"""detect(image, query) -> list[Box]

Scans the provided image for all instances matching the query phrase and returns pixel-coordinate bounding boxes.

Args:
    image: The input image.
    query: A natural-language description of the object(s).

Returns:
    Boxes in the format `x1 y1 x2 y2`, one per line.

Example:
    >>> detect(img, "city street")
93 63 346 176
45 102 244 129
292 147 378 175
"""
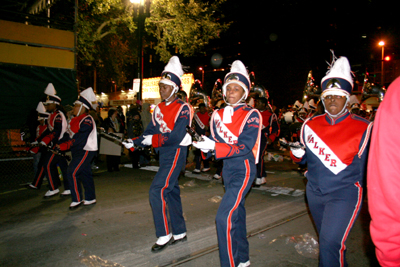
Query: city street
0 148 380 267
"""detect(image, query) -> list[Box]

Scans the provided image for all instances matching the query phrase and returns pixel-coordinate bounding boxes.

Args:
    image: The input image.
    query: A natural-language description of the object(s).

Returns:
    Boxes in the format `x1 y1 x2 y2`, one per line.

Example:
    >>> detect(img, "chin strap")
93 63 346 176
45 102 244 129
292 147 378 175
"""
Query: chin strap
77 104 83 116
323 96 350 118
165 86 178 105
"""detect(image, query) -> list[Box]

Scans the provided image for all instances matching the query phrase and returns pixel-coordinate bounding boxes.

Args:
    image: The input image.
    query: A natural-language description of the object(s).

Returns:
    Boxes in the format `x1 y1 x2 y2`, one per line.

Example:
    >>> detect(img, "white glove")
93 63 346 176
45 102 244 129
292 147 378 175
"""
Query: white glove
291 145 305 158
193 136 215 152
40 141 47 146
122 139 134 149
141 135 153 146
31 141 38 146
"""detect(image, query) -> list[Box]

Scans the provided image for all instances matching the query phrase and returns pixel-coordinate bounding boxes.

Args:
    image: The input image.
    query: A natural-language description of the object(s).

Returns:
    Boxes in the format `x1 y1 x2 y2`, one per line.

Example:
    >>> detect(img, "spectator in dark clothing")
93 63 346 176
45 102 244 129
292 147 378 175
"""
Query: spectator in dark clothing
127 107 143 168
101 109 120 172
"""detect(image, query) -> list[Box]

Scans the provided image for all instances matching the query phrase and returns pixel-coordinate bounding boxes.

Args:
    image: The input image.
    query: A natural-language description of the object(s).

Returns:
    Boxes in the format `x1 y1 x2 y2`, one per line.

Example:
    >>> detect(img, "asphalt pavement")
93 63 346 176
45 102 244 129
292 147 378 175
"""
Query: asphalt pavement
0 147 380 267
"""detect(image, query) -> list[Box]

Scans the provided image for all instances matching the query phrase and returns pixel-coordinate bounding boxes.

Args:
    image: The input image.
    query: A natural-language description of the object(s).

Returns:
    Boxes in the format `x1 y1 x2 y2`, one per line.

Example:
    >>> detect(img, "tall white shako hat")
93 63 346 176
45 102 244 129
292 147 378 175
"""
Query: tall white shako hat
44 83 61 105
222 60 251 102
293 100 303 110
321 56 353 98
221 60 251 123
160 56 183 95
320 52 353 117
303 101 309 111
74 87 97 110
36 102 49 120
308 99 317 110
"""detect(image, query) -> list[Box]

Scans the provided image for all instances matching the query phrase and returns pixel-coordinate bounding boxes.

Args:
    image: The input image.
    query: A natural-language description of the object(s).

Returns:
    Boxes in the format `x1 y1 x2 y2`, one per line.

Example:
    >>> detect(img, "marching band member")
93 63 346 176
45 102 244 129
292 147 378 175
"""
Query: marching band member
40 83 69 198
192 103 211 173
122 56 193 252
193 60 262 267
254 97 278 186
57 87 98 209
27 102 50 189
290 55 373 267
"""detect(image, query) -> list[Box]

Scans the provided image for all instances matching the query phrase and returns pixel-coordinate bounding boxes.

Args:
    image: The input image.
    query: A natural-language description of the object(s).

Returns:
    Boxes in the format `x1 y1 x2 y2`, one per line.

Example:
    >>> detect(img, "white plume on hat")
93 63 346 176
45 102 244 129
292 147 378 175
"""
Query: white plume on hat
44 83 56 96
163 56 184 77
230 60 248 77
321 55 354 97
160 56 183 91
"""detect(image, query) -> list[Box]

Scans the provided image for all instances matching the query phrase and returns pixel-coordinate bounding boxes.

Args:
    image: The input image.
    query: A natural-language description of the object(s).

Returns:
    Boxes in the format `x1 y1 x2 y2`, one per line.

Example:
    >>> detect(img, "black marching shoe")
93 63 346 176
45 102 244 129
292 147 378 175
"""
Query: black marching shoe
151 234 172 253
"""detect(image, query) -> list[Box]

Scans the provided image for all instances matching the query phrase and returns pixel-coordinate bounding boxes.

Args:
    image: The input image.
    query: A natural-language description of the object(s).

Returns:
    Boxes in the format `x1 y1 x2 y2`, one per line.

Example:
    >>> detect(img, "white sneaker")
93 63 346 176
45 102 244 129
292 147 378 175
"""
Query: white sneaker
201 167 211 172
255 177 267 185
28 184 37 189
156 233 172 245
213 174 221 180
44 189 59 197
83 199 97 206
61 190 71 196
238 260 250 267
192 169 201 174
69 201 82 209
173 232 186 240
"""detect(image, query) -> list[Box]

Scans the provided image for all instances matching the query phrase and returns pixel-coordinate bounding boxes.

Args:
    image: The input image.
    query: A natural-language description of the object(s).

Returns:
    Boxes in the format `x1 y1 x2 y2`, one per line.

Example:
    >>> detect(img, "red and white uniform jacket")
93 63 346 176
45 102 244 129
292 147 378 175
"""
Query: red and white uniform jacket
28 123 49 154
291 111 373 193
133 98 193 152
40 110 67 147
59 113 97 154
207 105 262 167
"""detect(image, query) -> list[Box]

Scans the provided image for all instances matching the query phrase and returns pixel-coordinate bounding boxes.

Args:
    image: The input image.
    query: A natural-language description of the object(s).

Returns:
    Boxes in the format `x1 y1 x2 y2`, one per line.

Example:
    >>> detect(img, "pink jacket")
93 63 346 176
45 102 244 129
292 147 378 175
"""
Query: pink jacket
368 76 400 266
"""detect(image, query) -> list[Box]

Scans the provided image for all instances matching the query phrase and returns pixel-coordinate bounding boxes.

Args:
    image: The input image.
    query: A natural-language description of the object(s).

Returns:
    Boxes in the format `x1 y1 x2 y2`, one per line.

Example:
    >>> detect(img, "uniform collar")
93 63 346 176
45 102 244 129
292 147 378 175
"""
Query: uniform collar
325 110 350 125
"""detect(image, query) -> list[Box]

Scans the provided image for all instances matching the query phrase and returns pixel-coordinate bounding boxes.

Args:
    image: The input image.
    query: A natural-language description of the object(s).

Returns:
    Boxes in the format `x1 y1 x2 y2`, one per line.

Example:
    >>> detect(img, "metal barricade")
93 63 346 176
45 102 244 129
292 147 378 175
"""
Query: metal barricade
0 129 34 192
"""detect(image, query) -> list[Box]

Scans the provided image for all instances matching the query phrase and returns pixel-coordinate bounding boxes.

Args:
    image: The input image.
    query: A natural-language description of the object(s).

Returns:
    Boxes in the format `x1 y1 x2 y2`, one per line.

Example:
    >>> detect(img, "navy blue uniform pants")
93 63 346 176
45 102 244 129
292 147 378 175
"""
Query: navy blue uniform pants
306 182 363 267
216 159 256 267
67 151 96 202
150 147 187 237
43 152 69 191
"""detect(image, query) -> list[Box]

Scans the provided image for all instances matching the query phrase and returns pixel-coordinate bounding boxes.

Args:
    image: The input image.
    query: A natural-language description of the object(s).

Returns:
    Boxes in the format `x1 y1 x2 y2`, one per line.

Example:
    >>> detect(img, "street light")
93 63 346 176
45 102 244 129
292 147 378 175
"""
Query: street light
199 67 204 85
379 41 385 86
130 0 150 101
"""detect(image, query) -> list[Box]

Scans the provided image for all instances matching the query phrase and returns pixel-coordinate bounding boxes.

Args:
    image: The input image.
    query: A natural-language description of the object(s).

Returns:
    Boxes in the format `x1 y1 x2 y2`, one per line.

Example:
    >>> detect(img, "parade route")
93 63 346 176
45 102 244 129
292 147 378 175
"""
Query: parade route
0 151 379 266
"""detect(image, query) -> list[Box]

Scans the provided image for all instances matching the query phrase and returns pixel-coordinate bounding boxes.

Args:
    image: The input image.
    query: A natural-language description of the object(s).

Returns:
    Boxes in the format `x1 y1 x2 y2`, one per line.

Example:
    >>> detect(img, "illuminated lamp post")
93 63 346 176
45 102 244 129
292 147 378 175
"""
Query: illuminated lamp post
379 41 385 86
199 67 204 85
130 0 150 100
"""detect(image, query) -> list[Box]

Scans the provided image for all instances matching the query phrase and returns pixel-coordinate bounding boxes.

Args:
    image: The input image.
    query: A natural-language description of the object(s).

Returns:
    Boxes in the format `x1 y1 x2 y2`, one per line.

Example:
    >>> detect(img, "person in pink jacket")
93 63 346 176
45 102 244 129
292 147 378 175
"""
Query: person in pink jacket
368 76 400 266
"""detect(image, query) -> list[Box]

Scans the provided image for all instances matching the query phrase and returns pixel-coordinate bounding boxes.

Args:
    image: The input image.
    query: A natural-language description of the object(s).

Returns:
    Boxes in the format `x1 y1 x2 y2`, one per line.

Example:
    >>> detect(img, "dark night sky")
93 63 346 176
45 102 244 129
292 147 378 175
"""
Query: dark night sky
189 0 400 108
2 0 399 107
